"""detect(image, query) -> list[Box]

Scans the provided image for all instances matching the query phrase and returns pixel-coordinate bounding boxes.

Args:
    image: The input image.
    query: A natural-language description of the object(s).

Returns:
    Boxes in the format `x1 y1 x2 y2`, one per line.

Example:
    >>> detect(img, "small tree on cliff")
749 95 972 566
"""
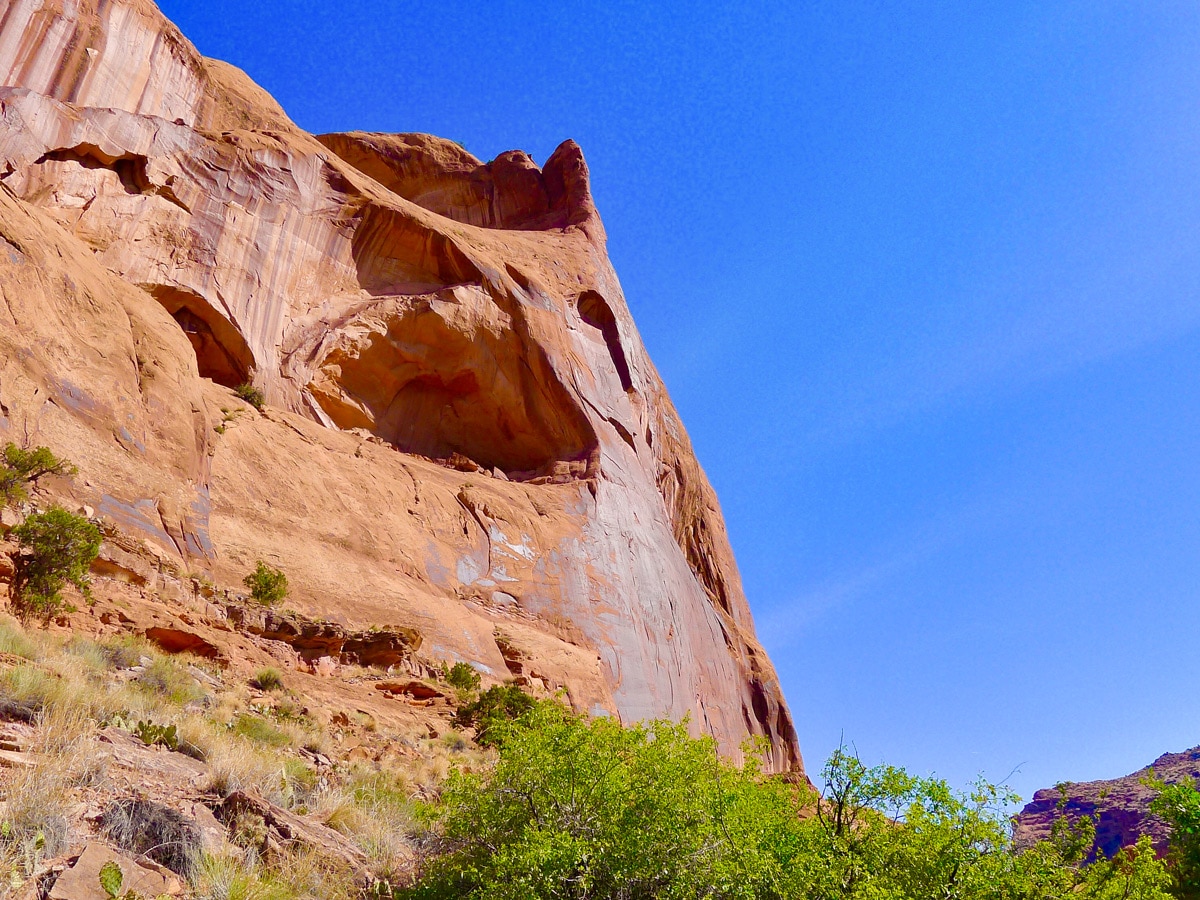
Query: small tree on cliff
244 560 288 607
0 443 77 507
10 505 101 623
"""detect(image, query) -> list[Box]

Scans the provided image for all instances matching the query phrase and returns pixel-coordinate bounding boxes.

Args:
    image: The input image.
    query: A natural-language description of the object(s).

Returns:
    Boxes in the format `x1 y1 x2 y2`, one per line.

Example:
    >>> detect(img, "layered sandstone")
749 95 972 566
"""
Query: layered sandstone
1013 747 1200 859
0 0 800 771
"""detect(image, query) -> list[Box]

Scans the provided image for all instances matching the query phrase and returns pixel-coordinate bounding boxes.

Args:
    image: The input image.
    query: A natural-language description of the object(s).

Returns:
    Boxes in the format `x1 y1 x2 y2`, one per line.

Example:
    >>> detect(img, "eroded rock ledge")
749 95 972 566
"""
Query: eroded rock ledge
0 0 801 772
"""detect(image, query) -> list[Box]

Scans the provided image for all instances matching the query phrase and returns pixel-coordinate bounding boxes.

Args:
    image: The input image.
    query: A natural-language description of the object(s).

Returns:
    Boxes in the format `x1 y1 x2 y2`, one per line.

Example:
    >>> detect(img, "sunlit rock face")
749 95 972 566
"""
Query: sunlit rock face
1014 747 1200 860
0 0 802 772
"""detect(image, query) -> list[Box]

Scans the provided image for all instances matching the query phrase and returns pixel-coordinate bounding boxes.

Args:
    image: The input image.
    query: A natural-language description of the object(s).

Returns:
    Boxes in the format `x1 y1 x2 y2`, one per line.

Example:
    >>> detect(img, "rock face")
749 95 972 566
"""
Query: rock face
0 0 801 771
1013 747 1200 859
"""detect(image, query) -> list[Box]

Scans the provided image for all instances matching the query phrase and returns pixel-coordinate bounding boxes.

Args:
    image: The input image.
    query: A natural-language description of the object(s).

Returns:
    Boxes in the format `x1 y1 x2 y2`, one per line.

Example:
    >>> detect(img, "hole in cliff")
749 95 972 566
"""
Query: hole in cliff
308 289 597 475
577 291 633 392
144 285 254 388
36 145 151 195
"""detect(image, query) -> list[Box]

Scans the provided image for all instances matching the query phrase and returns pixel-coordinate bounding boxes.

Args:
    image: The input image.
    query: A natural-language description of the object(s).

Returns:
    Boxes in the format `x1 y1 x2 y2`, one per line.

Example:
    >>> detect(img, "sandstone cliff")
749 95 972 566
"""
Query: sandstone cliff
1013 747 1200 859
0 0 800 770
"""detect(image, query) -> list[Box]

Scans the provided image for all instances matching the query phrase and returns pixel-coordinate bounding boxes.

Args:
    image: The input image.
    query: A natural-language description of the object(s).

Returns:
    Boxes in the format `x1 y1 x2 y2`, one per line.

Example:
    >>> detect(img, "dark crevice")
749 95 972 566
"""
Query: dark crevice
577 290 633 392
608 416 636 452
34 144 190 212
142 284 254 388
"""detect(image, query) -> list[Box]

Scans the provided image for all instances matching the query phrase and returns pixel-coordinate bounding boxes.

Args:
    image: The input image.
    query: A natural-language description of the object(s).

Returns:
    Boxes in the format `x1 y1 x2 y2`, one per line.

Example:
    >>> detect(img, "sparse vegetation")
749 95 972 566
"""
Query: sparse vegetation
0 607 1185 900
244 560 288 607
252 666 285 691
440 661 480 694
451 683 535 747
234 381 266 410
0 443 76 508
9 505 101 623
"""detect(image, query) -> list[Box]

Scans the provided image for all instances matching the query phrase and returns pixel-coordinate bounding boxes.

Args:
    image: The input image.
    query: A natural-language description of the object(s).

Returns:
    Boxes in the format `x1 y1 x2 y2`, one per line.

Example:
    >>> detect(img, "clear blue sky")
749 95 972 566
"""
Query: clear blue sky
160 0 1200 802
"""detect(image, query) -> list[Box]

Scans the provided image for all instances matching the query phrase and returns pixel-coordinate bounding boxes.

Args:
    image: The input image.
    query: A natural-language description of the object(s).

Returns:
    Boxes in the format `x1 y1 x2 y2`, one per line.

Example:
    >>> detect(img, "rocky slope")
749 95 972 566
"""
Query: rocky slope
0 0 800 771
1013 747 1200 859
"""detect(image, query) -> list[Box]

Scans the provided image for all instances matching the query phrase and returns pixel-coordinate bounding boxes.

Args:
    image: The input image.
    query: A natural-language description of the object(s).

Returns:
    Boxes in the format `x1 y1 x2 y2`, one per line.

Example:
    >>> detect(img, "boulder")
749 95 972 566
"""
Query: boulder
48 843 183 900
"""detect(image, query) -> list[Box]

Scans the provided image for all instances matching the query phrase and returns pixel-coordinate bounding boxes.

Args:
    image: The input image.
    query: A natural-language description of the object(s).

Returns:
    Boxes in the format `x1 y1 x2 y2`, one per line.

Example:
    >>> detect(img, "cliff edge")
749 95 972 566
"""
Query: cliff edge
0 0 800 771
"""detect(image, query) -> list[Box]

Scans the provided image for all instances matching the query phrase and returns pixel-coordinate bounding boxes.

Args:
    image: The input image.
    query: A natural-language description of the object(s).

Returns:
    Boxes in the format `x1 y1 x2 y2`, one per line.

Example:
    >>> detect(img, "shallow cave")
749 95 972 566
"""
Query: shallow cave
310 295 596 475
145 285 254 388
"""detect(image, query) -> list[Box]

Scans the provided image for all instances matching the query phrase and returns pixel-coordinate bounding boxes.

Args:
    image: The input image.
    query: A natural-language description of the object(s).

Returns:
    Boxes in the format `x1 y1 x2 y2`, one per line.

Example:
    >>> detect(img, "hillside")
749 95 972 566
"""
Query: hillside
0 0 798 773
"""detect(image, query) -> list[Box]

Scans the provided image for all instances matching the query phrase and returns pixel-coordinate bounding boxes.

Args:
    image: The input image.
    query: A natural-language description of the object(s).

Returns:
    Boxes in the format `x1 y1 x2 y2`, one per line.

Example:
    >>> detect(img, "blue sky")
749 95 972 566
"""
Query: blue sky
160 0 1200 801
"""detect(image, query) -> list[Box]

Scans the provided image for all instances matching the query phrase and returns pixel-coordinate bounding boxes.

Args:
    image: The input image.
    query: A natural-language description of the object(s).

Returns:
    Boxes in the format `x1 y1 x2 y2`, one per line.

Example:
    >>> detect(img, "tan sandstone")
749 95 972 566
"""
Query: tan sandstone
0 0 800 771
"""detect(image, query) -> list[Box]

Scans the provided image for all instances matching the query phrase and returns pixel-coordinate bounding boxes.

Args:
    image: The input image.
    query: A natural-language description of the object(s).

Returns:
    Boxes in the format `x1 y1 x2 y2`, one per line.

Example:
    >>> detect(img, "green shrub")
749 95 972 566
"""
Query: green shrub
401 705 1174 900
244 560 288 607
234 382 265 410
135 656 205 706
232 713 291 748
9 506 100 623
1152 777 1200 899
441 661 481 693
252 667 285 691
0 444 76 508
450 684 534 747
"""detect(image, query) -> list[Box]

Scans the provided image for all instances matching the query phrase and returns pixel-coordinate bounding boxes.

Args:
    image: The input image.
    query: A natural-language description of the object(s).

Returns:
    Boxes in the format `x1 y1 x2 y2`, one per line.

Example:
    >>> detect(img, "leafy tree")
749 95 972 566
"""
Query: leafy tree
10 505 101 623
441 661 481 693
450 684 535 748
243 560 287 607
400 705 1174 900
0 443 76 507
1152 777 1200 899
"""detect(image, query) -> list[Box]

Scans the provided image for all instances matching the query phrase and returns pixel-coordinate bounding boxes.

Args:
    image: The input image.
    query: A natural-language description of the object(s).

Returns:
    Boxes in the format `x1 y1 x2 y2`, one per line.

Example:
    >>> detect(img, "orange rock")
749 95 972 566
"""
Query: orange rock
0 0 800 773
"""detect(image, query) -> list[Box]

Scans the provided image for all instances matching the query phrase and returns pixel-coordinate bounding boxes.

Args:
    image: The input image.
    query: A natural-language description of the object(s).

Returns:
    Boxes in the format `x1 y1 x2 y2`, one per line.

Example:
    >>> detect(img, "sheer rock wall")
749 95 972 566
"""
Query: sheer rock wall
0 0 801 772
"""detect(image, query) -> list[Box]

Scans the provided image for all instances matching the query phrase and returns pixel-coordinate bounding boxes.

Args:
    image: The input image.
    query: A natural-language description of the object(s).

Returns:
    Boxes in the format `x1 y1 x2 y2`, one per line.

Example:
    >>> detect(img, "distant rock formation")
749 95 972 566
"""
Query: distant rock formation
1013 747 1200 858
0 0 801 771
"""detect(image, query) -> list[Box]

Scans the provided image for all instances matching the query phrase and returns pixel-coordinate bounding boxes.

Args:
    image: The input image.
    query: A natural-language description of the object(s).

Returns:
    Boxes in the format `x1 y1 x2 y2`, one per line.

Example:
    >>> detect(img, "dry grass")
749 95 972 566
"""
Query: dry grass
102 796 202 876
0 703 104 888
316 769 417 880
193 845 360 900
0 616 482 897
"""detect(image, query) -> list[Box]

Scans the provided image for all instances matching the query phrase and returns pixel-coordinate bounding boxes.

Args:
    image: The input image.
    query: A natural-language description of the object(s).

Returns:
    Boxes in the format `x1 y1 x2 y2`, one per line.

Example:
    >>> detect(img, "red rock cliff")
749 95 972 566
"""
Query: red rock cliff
0 0 801 771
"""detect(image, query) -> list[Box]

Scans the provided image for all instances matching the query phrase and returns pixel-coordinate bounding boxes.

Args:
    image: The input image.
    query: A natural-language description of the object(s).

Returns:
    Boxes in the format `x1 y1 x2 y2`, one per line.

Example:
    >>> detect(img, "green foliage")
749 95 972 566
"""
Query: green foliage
252 667 285 691
9 506 100 623
244 560 288 607
232 713 291 747
441 661 481 693
450 684 534 747
0 444 76 508
98 860 123 899
234 382 265 410
401 704 1175 900
134 656 205 706
1152 776 1200 899
134 719 179 751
